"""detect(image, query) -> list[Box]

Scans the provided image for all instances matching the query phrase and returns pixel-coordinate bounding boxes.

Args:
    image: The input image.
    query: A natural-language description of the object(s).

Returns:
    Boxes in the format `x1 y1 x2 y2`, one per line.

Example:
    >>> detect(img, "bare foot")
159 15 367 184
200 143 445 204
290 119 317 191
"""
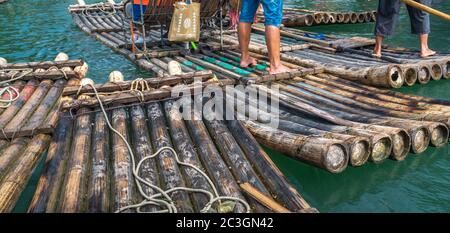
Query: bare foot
268 64 291 74
421 48 436 58
240 56 257 68
372 53 382 58
372 48 382 58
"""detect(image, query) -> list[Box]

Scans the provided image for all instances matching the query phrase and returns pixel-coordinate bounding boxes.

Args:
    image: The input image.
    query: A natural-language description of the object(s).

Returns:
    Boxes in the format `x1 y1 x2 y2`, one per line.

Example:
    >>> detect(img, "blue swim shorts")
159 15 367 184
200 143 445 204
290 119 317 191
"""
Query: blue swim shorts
132 4 148 22
239 0 283 27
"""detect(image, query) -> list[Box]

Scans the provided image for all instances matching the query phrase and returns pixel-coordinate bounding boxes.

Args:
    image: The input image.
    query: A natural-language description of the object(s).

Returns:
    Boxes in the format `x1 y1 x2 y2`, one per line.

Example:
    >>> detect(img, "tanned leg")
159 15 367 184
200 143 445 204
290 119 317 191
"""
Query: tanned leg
373 35 384 58
265 25 290 74
419 33 436 58
238 22 257 68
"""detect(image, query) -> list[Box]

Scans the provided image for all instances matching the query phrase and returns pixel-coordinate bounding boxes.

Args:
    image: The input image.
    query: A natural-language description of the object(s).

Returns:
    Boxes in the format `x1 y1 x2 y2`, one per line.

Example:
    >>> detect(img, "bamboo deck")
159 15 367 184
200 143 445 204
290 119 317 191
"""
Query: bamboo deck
215 26 450 88
0 58 87 212
27 97 315 213
70 4 449 89
257 8 377 27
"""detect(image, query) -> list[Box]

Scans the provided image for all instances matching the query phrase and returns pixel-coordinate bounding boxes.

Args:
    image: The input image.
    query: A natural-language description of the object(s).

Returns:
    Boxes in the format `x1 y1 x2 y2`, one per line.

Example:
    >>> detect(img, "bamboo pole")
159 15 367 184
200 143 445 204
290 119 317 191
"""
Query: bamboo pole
400 0 450 21
226 120 312 211
164 101 216 212
146 102 194 213
184 110 248 213
28 113 74 213
58 108 92 213
0 134 51 213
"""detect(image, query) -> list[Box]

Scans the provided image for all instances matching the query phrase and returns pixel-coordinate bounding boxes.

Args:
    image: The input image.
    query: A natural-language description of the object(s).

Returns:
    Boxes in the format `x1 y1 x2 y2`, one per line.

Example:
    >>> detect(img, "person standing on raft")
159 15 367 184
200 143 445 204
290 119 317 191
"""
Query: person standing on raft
238 0 291 74
373 0 436 58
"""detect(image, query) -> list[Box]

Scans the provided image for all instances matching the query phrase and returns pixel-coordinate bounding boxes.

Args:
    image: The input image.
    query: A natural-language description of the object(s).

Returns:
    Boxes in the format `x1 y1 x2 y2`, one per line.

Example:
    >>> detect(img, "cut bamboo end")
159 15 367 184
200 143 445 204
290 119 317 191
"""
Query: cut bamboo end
410 127 430 154
323 144 348 173
304 15 314 26
402 66 418 86
417 64 431 84
390 130 411 161
387 66 404 88
343 13 351 23
370 136 392 164
350 13 358 23
357 13 365 23
443 60 450 79
313 13 323 24
430 63 443 81
322 14 330 24
364 12 372 22
349 139 370 167
328 13 337 24
430 124 449 147
336 13 345 23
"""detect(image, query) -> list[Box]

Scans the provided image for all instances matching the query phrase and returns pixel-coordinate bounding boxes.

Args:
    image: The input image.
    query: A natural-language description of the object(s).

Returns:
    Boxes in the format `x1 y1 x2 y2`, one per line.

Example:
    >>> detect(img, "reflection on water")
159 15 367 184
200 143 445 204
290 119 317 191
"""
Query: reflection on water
0 0 449 212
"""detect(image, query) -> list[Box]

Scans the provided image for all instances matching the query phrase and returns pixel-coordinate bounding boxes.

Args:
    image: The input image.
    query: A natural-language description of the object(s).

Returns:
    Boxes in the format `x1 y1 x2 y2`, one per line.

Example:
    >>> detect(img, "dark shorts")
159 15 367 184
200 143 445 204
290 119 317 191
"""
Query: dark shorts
375 0 431 36
131 4 148 22
239 0 283 27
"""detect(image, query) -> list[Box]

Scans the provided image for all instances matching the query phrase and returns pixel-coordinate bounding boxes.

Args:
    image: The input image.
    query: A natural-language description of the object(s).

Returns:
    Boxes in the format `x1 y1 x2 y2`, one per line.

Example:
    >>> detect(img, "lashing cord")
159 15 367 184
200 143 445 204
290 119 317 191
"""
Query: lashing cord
84 82 250 213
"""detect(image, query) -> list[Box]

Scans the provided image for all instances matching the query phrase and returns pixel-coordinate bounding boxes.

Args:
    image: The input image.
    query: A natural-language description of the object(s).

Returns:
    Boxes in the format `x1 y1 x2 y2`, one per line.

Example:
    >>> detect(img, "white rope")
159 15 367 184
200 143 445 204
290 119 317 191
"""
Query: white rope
0 69 33 108
84 82 251 213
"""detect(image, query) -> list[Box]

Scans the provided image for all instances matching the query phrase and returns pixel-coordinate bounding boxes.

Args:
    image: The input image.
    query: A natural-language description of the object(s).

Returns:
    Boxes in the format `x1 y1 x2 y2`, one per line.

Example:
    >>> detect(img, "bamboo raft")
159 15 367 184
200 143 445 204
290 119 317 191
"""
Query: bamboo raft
27 96 315 213
213 26 450 88
70 3 449 89
0 55 88 212
257 8 377 27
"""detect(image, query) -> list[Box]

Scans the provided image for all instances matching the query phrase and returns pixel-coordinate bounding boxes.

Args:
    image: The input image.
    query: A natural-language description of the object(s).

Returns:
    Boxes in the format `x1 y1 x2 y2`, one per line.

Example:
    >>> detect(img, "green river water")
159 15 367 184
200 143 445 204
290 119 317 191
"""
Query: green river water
1 0 449 212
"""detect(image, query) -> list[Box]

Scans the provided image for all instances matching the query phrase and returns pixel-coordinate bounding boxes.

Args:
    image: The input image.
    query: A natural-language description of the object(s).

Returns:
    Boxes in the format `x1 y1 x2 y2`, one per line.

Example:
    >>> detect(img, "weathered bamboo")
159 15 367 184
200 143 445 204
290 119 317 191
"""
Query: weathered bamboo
110 106 135 212
0 138 30 175
0 80 38 129
18 79 66 137
226 120 312 211
62 70 213 96
417 64 431 84
0 134 51 213
278 110 392 163
402 65 419 86
2 80 53 135
58 108 92 212
260 84 410 161
62 78 236 110
86 109 110 212
0 60 83 70
430 63 443 81
297 74 450 136
243 120 348 173
240 183 290 213
28 113 74 213
203 114 270 212
283 79 433 152
128 105 159 212
283 51 404 88
184 113 248 213
146 102 194 213
163 101 215 212
230 92 370 167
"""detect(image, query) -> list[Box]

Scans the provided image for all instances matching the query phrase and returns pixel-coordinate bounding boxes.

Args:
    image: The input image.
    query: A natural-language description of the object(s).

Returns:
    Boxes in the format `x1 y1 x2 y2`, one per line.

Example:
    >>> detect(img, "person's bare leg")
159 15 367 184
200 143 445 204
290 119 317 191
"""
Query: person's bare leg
373 35 384 58
238 22 257 68
419 33 436 58
265 25 290 74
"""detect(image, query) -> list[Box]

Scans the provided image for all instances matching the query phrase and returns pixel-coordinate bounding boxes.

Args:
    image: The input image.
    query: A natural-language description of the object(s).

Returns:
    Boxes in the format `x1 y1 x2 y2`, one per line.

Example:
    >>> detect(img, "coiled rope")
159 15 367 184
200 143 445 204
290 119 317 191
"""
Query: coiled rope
82 81 250 213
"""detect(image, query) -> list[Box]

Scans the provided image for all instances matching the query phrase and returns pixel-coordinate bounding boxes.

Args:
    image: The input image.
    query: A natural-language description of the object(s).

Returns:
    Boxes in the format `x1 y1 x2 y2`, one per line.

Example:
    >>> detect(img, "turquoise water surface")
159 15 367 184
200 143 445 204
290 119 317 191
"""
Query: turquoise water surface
1 0 450 212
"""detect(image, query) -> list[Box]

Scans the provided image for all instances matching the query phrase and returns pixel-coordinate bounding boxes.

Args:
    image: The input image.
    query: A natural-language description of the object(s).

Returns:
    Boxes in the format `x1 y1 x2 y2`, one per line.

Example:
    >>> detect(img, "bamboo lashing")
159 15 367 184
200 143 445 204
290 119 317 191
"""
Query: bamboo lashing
400 0 450 21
